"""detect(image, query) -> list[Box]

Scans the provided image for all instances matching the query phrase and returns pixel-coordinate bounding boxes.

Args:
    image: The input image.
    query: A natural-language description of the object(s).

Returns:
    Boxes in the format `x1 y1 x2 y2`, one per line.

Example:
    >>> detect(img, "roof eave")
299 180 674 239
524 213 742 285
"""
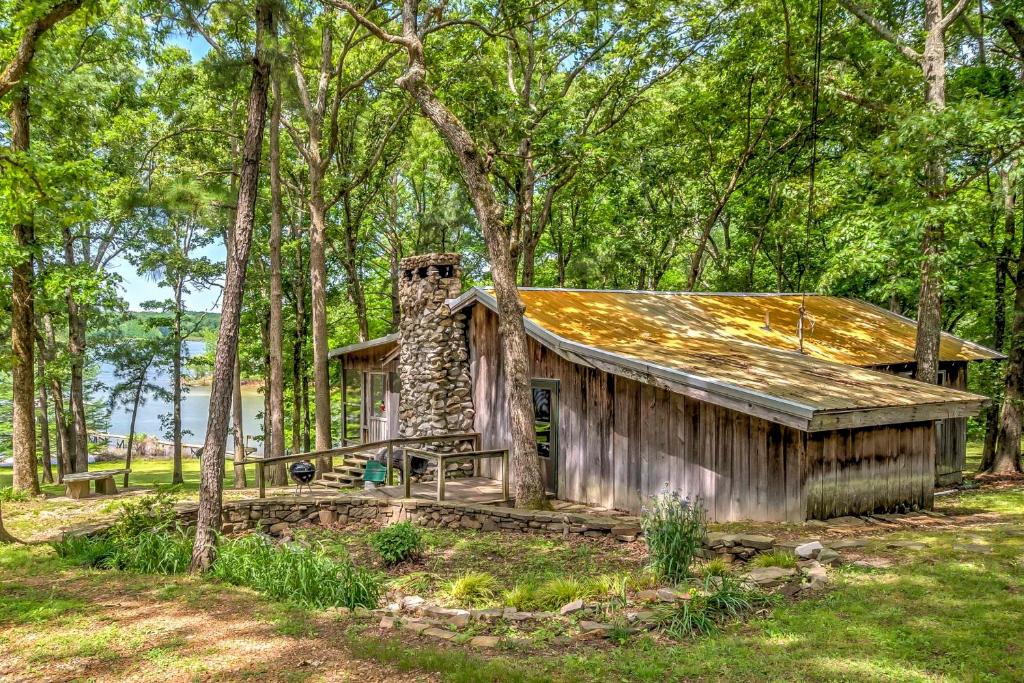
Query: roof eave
327 333 399 359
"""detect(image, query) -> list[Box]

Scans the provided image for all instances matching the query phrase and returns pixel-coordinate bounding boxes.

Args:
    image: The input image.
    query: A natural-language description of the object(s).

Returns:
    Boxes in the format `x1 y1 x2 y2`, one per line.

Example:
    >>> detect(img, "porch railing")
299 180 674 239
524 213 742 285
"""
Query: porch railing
241 432 482 498
402 446 509 502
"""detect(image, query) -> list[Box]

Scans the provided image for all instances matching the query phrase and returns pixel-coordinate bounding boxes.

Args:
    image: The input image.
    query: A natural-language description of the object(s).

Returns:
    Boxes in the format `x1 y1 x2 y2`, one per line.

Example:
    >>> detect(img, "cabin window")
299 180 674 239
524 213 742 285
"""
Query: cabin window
369 372 387 418
341 370 362 443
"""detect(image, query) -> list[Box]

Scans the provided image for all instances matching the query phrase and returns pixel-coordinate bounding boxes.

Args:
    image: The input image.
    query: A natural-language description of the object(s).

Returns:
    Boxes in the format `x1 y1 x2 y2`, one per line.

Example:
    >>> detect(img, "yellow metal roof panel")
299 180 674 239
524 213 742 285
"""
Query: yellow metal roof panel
514 290 989 413
517 290 1000 367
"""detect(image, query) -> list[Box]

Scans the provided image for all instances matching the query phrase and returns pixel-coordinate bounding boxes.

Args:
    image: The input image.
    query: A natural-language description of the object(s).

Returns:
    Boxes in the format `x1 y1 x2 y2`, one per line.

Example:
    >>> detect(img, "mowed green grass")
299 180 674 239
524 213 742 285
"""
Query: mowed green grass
2 452 1023 681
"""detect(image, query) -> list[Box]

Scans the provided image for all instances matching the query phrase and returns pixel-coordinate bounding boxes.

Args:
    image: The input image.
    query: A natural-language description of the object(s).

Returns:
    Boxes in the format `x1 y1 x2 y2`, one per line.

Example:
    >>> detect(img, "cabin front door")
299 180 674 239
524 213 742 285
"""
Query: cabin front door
367 372 389 442
532 379 559 495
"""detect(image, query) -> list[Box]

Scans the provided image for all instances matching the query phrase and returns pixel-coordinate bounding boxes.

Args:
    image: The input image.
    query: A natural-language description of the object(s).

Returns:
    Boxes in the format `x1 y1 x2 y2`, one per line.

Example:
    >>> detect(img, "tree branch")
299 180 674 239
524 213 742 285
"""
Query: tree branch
837 0 923 63
0 0 83 99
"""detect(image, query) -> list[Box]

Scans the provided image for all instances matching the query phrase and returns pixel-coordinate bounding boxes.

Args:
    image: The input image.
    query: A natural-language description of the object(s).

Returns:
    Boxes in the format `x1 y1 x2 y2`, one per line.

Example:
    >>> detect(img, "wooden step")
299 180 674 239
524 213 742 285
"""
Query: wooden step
314 479 355 490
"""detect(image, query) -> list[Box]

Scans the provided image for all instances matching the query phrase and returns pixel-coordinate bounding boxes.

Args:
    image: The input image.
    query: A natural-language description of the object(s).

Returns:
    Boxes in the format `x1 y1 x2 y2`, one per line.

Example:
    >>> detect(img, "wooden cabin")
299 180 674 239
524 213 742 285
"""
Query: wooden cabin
330 257 998 522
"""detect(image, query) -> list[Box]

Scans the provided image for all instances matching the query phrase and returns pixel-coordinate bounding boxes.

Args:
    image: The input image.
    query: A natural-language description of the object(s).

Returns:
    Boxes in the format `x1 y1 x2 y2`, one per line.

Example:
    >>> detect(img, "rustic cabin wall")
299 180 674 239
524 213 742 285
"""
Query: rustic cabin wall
468 305 806 521
936 361 968 485
803 422 935 518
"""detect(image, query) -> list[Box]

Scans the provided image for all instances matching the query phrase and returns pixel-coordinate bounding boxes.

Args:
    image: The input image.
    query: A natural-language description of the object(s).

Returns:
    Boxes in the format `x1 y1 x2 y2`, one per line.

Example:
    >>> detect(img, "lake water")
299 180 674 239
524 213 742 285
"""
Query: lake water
96 339 266 454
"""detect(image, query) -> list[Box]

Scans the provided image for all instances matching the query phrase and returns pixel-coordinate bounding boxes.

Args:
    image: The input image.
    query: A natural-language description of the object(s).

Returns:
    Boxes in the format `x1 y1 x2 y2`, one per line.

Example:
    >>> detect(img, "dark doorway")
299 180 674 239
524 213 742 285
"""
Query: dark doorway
532 379 559 495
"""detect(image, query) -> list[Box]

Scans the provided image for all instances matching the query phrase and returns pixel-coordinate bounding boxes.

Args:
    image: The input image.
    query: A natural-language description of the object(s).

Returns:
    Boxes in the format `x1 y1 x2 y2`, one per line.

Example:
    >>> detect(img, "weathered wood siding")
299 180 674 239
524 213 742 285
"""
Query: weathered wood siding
469 305 937 521
803 422 935 519
936 362 967 485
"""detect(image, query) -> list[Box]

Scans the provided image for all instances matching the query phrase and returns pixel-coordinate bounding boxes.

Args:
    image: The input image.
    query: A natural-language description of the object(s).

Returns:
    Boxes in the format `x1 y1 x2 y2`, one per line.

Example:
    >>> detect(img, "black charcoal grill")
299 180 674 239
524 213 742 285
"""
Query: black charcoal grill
289 460 316 495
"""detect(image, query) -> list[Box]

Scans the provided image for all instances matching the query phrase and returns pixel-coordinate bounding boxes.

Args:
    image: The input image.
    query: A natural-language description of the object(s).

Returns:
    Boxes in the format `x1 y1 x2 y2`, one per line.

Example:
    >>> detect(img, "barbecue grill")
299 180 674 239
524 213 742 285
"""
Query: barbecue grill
289 460 316 495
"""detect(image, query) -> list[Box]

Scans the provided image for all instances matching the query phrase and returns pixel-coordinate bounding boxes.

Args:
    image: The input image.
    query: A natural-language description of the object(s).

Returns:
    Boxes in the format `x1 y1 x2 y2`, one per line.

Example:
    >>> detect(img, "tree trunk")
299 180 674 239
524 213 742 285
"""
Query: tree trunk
989 228 1024 475
267 75 287 485
913 0 949 384
64 228 88 473
125 383 143 488
292 220 306 454
355 1 546 507
191 0 273 573
10 85 38 495
342 196 370 341
231 350 246 475
172 290 184 484
42 313 70 480
309 192 333 471
37 351 53 484
0 504 16 544
982 172 1014 470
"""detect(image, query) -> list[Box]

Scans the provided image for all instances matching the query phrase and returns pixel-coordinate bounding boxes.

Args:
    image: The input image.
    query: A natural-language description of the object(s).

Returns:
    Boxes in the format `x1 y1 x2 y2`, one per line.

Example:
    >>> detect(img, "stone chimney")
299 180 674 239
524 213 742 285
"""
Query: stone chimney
397 253 474 443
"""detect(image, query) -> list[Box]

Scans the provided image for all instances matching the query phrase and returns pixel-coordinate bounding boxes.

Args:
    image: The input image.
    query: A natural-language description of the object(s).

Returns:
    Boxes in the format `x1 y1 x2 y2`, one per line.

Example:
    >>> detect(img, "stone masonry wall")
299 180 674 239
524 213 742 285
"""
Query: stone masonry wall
396 253 475 482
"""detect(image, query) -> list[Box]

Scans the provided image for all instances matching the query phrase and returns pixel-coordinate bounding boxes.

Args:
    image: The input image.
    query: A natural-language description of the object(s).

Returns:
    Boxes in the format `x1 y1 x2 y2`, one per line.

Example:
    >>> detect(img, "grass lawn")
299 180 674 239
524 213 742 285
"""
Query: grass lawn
1 455 1023 681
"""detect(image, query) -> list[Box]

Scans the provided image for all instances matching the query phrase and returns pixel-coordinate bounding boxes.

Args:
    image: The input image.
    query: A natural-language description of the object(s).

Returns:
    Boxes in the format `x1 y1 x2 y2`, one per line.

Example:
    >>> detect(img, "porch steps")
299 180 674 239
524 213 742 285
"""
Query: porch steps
314 449 380 489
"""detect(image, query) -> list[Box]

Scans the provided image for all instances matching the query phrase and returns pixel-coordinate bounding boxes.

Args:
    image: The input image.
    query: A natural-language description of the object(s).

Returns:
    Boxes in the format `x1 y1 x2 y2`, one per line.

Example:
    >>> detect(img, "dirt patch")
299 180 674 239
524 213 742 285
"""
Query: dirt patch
0 572 436 683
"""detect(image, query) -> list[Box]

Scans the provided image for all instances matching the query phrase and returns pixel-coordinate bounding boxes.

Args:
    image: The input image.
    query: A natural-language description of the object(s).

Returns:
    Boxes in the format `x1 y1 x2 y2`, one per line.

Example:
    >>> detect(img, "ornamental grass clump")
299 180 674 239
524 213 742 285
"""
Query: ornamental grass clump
213 534 382 609
651 575 776 639
442 571 499 606
641 491 707 583
369 522 423 566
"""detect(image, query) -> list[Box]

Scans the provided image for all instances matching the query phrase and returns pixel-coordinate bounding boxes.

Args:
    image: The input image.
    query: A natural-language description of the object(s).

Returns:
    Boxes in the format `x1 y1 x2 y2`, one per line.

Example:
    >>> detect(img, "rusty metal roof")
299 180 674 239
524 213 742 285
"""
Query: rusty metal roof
516 289 1001 367
448 288 989 430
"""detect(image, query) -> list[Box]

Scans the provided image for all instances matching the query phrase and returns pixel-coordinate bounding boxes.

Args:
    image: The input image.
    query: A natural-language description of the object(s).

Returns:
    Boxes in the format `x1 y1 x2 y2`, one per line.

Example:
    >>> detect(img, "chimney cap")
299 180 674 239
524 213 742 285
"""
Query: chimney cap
399 252 461 271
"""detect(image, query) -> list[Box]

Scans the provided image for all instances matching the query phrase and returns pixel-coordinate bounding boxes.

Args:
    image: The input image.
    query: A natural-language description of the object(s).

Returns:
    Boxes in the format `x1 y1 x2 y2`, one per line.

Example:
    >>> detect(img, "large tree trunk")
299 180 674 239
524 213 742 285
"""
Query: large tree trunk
0 504 16 544
64 229 88 473
913 0 948 384
343 0 547 507
342 197 371 341
37 357 53 484
308 190 333 470
10 86 39 495
42 313 70 480
191 0 273 573
172 292 184 484
292 220 306 454
981 171 1015 470
989 230 1024 475
268 76 287 485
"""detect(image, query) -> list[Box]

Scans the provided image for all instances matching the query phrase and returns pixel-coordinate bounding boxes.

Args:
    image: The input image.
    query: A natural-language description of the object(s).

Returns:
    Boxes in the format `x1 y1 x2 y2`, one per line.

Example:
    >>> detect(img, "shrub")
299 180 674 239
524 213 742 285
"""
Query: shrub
749 550 797 569
443 572 499 606
0 486 30 503
651 576 775 639
696 558 732 578
369 522 422 566
641 491 707 583
213 534 382 609
52 492 192 574
625 568 661 592
531 576 608 611
502 583 537 610
53 534 116 568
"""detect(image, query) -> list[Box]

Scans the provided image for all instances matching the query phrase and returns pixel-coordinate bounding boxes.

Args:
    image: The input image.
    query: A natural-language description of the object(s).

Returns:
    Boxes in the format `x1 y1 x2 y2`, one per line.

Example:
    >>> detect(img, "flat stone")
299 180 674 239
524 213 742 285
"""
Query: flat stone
826 538 870 550
424 606 470 627
816 548 842 567
826 516 867 527
470 636 501 648
470 608 505 623
953 543 993 554
625 610 656 623
560 599 585 615
399 619 431 634
742 566 798 587
657 588 691 602
402 595 426 611
579 620 611 635
423 627 457 641
704 532 735 548
379 616 396 630
735 534 776 550
635 589 660 602
268 522 290 535
795 541 823 559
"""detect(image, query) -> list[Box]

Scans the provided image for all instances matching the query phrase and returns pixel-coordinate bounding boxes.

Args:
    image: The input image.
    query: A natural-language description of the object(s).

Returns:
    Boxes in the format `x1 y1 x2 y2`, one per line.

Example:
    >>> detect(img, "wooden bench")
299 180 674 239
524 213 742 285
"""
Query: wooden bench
63 469 130 499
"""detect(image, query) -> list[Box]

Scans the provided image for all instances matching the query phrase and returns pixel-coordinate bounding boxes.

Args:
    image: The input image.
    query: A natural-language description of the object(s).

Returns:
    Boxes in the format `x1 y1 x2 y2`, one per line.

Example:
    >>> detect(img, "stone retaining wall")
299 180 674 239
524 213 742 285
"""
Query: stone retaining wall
173 495 645 542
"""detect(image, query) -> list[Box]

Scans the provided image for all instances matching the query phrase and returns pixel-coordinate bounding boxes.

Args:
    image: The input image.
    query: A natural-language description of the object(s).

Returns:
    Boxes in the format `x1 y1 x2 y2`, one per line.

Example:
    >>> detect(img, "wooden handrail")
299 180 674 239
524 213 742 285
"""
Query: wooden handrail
246 432 482 498
401 446 509 502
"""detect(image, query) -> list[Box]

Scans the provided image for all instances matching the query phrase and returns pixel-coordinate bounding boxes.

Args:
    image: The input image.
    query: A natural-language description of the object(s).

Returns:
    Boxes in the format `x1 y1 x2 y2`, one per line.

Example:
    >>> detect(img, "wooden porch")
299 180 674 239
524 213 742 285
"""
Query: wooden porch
360 476 508 505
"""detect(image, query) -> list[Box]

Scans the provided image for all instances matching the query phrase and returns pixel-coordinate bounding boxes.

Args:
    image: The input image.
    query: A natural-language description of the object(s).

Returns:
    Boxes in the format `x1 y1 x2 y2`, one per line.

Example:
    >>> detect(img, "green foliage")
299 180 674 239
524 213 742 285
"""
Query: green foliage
650 576 775 639
641 492 707 583
52 534 117 568
0 486 30 503
368 522 422 566
696 558 732 578
442 571 499 606
212 534 382 610
748 550 797 569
